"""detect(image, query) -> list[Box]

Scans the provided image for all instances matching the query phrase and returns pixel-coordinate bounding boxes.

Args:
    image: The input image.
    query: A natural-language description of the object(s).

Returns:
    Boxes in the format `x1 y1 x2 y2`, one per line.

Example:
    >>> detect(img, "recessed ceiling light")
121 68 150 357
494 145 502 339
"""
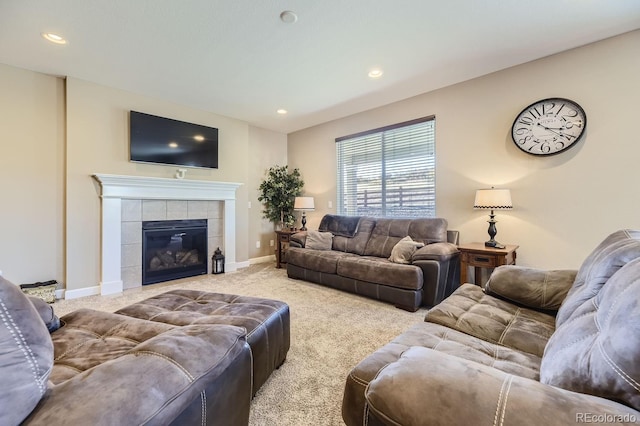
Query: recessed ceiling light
368 68 384 79
168 142 178 148
277 109 288 115
42 33 67 45
280 11 298 24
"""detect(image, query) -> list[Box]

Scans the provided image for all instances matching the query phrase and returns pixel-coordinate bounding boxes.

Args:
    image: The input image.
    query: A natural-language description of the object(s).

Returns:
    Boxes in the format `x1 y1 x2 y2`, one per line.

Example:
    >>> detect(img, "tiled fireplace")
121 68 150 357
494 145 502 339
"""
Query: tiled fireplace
93 174 242 295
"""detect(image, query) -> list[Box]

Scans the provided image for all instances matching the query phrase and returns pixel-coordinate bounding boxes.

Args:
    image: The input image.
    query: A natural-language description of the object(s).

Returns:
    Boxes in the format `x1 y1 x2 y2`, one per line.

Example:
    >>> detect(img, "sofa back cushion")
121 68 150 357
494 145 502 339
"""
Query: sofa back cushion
540 257 640 410
325 216 376 255
364 218 448 259
556 229 640 326
0 276 54 425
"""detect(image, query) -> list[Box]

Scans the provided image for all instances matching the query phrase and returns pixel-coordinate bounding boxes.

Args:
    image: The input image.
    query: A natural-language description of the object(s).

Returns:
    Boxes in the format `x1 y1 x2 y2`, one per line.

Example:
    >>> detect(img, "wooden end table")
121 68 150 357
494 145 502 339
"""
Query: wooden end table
458 242 519 286
275 230 296 268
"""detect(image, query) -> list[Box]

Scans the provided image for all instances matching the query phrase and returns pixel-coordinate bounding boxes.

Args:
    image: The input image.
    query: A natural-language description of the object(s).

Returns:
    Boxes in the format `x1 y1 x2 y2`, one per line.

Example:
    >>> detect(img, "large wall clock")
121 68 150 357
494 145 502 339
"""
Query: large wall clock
511 97 587 156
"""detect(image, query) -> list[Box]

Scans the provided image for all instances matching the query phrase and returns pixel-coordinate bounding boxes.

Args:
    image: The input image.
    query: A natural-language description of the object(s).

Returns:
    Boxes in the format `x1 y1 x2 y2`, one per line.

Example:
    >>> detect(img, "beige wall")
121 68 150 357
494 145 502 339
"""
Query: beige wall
0 64 65 284
65 78 258 290
247 126 288 259
0 65 286 291
288 30 640 270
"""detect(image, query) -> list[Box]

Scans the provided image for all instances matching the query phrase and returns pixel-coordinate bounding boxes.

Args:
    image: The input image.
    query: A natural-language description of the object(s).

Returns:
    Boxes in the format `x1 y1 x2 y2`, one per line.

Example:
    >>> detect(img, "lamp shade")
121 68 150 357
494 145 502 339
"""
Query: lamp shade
294 196 315 211
474 188 512 210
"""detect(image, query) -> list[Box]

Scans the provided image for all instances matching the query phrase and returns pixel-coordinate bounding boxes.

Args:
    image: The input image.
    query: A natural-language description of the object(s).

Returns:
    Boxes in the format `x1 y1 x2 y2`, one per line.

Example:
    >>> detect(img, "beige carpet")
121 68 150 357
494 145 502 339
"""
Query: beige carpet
52 263 427 425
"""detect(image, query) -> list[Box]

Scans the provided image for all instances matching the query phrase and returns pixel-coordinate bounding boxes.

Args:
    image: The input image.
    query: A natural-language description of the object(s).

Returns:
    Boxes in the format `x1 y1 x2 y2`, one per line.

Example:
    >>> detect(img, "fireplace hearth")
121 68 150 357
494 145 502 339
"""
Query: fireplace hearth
142 219 208 285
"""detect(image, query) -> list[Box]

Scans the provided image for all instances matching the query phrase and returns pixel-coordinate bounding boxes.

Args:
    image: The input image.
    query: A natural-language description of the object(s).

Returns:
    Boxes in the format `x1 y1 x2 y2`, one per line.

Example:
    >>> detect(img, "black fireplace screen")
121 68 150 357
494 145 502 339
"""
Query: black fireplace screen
142 219 208 285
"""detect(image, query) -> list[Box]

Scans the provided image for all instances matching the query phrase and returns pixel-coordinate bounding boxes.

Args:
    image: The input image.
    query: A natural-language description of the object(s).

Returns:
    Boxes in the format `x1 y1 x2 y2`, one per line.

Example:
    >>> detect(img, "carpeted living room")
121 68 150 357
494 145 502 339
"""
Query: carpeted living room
2 2 640 426
45 263 427 425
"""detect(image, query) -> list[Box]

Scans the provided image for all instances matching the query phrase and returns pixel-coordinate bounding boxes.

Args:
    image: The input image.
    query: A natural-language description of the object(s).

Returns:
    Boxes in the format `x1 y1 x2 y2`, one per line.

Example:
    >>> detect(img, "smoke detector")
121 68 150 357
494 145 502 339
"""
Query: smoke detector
280 11 298 24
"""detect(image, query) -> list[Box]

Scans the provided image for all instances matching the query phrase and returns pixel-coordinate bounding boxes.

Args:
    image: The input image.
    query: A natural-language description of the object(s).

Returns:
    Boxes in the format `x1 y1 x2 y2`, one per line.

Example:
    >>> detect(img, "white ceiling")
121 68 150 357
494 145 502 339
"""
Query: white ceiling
1 1 640 134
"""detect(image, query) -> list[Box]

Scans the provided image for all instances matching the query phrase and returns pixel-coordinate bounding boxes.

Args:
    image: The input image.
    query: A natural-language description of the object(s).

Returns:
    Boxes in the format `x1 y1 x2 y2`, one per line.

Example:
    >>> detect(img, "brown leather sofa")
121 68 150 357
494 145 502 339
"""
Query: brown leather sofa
1 278 289 426
343 229 640 425
286 214 460 311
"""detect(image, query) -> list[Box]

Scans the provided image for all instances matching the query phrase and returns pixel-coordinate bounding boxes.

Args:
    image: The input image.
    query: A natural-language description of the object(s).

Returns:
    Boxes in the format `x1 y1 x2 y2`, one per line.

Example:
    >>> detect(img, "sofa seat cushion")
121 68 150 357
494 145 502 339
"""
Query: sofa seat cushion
343 321 541 426
116 289 290 395
51 309 182 383
425 284 556 357
287 246 357 274
37 308 251 426
337 256 423 291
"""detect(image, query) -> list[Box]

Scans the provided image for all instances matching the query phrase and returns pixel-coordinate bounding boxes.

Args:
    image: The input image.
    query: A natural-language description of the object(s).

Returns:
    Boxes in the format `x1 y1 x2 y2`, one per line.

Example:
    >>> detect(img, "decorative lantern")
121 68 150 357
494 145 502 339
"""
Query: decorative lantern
212 247 225 274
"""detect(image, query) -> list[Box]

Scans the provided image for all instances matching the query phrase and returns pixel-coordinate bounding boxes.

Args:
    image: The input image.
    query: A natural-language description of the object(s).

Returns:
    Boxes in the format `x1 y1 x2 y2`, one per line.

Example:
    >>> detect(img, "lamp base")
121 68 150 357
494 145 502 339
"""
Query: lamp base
485 210 505 249
484 240 505 249
300 213 307 231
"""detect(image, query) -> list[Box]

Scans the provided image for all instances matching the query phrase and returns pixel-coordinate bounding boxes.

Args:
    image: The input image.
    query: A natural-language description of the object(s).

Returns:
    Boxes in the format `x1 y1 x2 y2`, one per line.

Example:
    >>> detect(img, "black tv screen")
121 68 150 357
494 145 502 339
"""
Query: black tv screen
129 111 219 169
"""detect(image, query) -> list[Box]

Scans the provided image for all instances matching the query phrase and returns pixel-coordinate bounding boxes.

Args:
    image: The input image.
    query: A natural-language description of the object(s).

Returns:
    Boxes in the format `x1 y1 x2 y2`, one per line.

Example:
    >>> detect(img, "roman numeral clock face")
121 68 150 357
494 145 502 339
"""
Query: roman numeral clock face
511 98 587 156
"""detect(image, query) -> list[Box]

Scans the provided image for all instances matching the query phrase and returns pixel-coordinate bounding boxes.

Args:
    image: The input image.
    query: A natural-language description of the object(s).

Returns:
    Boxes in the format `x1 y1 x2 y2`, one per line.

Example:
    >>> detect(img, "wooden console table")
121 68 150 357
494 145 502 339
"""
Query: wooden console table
458 242 519 286
275 230 296 268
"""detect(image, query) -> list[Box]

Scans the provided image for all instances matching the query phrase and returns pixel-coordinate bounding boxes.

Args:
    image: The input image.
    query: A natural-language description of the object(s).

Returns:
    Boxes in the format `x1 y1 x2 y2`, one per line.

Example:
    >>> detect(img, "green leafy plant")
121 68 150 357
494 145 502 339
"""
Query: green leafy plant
258 165 304 228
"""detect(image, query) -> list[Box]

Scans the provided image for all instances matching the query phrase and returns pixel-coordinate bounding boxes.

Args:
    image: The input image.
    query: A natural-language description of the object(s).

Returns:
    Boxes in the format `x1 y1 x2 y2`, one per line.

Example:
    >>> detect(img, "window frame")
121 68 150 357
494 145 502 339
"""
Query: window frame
335 115 436 218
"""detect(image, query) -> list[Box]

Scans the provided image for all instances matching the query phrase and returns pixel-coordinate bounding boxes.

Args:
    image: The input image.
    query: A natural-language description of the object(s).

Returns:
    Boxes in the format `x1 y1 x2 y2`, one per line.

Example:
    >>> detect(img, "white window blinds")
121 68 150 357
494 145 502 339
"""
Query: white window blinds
336 116 435 218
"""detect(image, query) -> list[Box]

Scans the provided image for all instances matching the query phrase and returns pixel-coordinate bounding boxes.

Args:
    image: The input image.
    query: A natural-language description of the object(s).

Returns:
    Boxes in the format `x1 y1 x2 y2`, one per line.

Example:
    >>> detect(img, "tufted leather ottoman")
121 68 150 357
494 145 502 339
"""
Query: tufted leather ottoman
116 289 290 395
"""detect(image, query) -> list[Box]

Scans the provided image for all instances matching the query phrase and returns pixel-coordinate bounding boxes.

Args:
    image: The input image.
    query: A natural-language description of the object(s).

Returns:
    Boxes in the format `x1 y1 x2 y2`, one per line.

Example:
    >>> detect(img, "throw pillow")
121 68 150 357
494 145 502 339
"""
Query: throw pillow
305 230 333 250
389 236 425 264
28 296 61 332
0 276 54 425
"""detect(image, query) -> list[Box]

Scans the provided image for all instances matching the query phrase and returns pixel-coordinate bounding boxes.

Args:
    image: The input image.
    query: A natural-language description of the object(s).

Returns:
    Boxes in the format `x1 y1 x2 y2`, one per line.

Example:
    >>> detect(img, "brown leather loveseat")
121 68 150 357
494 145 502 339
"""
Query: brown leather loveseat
286 214 459 311
343 229 640 425
1 278 290 426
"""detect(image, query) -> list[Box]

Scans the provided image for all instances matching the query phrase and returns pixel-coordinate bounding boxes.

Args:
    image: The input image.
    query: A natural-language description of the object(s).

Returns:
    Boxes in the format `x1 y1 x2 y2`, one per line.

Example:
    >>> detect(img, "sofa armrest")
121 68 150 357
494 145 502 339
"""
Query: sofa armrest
365 347 639 426
289 231 307 248
411 243 460 306
412 242 458 262
484 265 577 311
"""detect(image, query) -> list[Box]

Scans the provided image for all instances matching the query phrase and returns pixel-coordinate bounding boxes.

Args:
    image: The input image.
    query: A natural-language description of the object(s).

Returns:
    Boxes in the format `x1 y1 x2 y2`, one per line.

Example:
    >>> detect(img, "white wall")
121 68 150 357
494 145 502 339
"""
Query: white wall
288 30 640 270
0 64 65 284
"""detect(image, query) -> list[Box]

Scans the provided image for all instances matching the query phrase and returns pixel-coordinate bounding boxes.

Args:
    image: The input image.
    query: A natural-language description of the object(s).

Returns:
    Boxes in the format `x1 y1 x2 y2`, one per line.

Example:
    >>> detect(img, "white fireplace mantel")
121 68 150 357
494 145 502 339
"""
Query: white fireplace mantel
92 174 242 296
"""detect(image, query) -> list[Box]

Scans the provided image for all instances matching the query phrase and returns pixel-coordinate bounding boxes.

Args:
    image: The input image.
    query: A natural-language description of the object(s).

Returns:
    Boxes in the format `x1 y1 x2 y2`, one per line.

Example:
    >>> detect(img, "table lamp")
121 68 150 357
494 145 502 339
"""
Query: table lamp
294 197 315 231
474 187 512 249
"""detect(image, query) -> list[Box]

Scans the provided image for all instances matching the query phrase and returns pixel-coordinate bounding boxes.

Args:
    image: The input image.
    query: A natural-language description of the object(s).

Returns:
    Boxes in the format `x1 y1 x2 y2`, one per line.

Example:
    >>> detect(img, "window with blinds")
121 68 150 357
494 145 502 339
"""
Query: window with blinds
336 116 435 218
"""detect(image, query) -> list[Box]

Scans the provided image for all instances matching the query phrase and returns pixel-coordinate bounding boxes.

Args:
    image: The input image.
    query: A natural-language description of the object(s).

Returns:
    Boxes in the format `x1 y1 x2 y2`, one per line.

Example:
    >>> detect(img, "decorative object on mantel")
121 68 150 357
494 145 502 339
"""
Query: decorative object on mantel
212 247 225 274
175 168 187 179
474 187 513 249
511 97 587 156
294 196 315 231
258 165 304 230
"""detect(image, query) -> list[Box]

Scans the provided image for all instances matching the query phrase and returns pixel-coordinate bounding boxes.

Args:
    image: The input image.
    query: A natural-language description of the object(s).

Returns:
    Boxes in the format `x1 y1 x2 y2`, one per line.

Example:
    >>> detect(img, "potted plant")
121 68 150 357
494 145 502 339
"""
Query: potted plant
258 165 304 229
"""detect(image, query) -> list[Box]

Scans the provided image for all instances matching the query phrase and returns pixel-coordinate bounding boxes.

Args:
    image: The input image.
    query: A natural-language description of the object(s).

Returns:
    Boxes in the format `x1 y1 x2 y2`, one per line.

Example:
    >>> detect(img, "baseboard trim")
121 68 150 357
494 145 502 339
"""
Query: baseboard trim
249 255 276 265
64 285 100 300
228 260 250 271
101 280 123 296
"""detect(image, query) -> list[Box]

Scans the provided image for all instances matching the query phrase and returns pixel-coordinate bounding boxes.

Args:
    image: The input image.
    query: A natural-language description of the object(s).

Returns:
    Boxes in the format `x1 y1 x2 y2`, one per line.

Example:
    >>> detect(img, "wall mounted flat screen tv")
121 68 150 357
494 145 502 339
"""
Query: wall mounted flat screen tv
129 111 219 169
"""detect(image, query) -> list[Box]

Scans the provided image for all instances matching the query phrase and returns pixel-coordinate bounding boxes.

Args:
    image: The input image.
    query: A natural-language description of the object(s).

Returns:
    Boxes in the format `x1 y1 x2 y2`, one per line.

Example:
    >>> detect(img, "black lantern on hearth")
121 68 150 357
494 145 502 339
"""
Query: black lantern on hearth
212 247 225 274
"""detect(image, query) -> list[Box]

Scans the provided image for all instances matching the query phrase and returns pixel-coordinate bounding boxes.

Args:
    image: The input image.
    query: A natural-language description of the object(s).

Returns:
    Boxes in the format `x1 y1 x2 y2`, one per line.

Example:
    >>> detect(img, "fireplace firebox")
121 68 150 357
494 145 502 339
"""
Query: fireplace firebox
142 219 208 285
